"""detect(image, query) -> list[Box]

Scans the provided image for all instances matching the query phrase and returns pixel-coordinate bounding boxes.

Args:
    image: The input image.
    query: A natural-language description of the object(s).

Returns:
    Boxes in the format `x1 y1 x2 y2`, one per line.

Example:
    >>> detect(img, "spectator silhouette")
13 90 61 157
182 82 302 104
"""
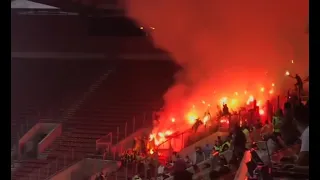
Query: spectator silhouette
293 105 309 166
281 102 300 145
230 125 246 167
173 159 193 180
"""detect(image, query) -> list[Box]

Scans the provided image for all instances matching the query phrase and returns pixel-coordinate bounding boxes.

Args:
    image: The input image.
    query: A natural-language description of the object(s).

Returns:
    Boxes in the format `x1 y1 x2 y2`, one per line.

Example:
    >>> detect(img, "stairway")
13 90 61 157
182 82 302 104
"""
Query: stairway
62 70 113 123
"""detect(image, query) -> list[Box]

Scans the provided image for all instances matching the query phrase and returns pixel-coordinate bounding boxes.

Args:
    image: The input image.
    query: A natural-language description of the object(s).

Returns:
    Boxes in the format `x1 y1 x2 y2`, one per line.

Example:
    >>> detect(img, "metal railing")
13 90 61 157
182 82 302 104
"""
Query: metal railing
96 112 153 158
96 132 113 154
89 109 236 180
14 148 84 180
15 110 153 180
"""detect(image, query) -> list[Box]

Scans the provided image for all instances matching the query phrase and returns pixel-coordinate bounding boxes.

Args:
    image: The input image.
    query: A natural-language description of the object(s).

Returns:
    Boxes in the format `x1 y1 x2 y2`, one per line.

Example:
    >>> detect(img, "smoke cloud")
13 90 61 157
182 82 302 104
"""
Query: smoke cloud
124 0 308 121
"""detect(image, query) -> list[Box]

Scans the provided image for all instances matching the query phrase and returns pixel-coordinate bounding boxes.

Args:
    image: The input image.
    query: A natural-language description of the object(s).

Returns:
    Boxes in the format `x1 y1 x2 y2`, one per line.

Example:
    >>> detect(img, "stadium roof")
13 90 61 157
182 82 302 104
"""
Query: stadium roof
11 0 59 9
11 0 120 12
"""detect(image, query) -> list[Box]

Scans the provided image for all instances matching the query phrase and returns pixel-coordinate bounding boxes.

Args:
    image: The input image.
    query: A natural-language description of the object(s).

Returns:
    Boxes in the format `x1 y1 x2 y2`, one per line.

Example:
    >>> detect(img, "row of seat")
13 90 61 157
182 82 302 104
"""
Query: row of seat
12 61 177 180
11 59 113 148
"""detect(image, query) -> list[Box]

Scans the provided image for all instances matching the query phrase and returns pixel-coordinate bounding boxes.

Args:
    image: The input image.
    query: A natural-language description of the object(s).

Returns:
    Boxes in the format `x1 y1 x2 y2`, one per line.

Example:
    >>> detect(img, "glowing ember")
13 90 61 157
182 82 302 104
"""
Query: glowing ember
285 70 290 76
202 100 206 104
269 89 274 94
259 109 265 115
246 95 254 105
171 118 175 122
149 149 154 154
271 83 275 87
260 87 265 92
257 100 261 106
235 92 239 96
291 60 294 64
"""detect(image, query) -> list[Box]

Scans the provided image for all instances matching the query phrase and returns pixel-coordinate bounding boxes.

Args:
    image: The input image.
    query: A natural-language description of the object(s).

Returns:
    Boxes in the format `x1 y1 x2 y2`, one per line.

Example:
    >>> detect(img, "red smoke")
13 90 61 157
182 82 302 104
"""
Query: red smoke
123 0 309 135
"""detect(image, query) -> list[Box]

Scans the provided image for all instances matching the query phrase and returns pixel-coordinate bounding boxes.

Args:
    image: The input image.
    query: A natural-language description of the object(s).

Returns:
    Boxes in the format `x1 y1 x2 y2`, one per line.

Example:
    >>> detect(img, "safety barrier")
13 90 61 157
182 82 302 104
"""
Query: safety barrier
16 148 82 180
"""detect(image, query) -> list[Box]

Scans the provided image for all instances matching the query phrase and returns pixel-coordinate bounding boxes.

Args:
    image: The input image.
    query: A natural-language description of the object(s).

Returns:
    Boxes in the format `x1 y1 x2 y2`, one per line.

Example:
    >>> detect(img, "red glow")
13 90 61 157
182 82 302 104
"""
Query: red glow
269 89 274 94
127 0 309 152
149 149 154 154
220 118 229 124
203 115 210 124
259 109 265 115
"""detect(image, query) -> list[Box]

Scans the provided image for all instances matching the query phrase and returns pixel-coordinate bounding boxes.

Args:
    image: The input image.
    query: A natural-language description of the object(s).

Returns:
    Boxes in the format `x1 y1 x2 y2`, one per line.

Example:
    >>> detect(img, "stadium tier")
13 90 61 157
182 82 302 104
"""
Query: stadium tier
11 60 177 180
11 59 113 147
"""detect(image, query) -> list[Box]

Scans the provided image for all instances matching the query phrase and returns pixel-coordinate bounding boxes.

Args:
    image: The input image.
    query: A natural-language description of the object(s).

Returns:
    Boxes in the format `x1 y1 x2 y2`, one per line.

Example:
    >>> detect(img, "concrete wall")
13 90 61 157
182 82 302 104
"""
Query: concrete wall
19 123 59 157
38 123 62 154
50 159 120 180
18 123 41 157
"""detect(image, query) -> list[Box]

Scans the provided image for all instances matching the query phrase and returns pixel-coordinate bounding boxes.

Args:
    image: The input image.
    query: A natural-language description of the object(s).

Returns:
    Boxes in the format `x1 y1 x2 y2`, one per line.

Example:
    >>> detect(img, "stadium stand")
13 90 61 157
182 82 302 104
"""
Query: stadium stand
11 60 178 180
11 59 113 148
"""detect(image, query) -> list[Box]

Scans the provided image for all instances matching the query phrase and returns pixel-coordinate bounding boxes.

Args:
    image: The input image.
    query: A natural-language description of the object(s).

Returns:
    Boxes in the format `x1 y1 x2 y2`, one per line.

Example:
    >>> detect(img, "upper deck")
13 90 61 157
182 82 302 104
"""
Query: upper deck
11 10 168 59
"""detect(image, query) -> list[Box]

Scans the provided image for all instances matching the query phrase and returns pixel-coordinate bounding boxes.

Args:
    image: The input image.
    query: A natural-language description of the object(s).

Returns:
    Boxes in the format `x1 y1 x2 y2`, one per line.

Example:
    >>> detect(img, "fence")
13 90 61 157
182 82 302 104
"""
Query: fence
103 144 232 180
15 148 83 180
12 110 154 180
96 112 153 160
93 107 269 180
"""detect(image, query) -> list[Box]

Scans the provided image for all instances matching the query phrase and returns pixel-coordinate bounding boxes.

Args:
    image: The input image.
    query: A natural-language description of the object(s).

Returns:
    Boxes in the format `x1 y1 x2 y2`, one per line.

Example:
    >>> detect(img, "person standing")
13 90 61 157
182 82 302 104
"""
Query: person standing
281 102 300 146
293 105 309 166
230 125 247 167
173 159 193 180
272 109 284 137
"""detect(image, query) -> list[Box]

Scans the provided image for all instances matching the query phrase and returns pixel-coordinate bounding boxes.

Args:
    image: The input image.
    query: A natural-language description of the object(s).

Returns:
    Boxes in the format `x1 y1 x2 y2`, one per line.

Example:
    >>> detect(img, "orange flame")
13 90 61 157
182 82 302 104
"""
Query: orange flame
149 149 154 154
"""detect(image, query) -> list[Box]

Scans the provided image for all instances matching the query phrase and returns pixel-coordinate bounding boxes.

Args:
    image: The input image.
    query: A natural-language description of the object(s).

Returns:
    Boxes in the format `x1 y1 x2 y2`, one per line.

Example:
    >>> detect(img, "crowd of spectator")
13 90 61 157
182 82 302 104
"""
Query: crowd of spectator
111 121 255 180
95 93 309 180
247 96 309 179
257 98 309 164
